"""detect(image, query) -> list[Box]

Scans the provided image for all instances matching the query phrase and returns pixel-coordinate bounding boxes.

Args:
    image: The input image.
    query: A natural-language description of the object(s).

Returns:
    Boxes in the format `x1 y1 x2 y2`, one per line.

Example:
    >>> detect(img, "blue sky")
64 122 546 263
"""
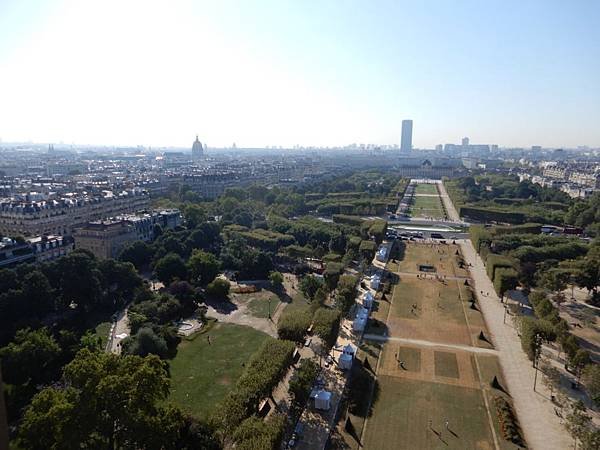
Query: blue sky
0 0 598 148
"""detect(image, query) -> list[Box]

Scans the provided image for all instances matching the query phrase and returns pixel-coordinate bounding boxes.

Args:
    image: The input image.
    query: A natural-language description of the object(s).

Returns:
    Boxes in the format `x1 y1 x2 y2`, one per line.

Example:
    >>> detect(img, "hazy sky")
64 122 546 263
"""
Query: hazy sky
1 0 599 148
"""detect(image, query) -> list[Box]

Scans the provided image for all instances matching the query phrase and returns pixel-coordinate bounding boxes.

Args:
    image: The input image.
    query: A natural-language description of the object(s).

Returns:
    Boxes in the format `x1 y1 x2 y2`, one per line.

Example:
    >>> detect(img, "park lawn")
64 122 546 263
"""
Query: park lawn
284 292 313 315
398 346 421 372
434 351 460 378
363 377 496 450
246 292 281 318
365 292 391 335
415 184 439 195
168 323 269 418
410 196 446 220
94 321 111 349
396 243 467 277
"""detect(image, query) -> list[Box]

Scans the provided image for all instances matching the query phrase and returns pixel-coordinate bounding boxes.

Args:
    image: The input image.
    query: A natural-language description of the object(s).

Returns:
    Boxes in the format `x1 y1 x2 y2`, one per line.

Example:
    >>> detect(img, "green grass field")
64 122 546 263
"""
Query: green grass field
434 351 460 378
410 196 446 219
168 323 269 418
414 184 439 195
363 377 496 450
246 293 280 318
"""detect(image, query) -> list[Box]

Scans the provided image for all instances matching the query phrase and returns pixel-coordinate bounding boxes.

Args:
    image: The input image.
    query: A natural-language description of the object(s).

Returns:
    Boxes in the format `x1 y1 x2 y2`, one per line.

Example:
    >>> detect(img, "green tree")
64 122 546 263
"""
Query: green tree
313 307 341 348
154 252 188 284
566 400 592 449
582 364 600 408
299 275 323 301
19 349 184 450
289 359 319 406
206 278 230 298
0 327 61 385
182 203 208 229
187 249 220 286
269 271 284 290
232 414 286 450
336 275 358 313
119 240 154 269
122 327 169 359
22 270 55 316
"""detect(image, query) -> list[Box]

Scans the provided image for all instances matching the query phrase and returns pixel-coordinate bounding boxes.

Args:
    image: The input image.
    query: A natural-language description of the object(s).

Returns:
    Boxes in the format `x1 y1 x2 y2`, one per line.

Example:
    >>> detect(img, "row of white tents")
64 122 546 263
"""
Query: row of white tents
352 291 374 332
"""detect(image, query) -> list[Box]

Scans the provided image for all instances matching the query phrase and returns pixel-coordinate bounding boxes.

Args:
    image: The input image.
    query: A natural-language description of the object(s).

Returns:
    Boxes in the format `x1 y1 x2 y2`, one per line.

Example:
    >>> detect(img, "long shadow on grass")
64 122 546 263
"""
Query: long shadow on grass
348 360 380 419
204 296 238 314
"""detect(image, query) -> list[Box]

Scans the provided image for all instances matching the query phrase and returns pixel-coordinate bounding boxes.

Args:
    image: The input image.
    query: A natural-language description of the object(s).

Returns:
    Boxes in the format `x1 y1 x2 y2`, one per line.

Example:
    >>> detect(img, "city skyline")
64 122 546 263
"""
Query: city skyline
1 0 599 148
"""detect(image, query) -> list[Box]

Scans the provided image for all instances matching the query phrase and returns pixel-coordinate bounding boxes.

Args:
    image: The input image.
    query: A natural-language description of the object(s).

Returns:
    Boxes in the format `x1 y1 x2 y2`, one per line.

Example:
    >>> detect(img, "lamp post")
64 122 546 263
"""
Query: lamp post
533 334 542 391
268 297 272 321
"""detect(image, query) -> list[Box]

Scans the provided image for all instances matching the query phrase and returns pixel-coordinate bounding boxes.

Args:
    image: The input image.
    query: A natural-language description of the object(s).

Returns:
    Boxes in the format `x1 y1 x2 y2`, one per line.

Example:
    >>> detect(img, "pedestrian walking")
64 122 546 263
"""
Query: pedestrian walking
445 420 449 430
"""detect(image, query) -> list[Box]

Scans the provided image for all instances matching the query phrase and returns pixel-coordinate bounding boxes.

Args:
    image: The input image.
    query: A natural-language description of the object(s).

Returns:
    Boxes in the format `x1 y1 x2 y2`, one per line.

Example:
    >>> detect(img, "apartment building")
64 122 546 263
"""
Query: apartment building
0 190 150 237
74 209 181 260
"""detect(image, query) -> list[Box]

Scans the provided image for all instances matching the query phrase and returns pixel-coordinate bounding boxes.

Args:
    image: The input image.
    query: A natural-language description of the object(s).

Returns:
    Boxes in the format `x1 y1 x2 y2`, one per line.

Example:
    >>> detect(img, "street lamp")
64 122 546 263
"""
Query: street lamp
533 334 542 391
268 297 271 321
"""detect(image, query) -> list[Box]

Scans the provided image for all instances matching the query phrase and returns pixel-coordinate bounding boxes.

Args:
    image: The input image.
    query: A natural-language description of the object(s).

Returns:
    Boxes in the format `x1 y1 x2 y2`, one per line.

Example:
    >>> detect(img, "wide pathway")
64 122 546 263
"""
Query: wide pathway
460 240 573 450
438 180 461 222
362 334 499 355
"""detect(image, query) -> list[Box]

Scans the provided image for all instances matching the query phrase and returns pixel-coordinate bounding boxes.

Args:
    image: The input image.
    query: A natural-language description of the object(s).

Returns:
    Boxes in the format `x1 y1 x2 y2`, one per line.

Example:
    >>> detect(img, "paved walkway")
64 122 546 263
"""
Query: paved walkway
459 240 573 450
438 181 461 222
362 334 499 355
109 304 131 354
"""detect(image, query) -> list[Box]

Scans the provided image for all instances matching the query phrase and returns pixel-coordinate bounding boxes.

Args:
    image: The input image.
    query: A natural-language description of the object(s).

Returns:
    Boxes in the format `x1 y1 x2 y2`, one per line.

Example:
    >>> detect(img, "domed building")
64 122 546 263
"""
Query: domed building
191 135 204 160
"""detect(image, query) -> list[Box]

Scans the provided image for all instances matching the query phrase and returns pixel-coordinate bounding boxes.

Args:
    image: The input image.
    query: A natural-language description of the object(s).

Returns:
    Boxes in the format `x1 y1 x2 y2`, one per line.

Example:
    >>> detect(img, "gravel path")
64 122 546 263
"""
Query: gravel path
362 333 499 355
109 305 130 354
460 239 573 450
205 301 278 337
438 181 461 222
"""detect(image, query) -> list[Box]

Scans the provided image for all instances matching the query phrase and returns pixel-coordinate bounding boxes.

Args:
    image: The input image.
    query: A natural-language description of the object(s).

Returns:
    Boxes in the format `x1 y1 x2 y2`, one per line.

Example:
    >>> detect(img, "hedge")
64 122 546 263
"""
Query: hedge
486 254 517 281
460 206 526 224
493 267 519 297
312 307 342 348
510 242 588 264
332 214 365 226
359 240 377 259
492 223 542 236
214 338 295 433
277 308 313 342
469 225 492 253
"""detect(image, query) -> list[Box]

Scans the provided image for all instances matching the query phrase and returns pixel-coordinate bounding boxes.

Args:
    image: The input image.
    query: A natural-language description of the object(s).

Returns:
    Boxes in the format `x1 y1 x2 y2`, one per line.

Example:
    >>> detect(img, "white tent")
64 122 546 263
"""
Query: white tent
352 316 367 331
356 306 369 318
339 352 353 370
314 390 332 410
370 274 381 290
363 292 374 308
376 245 388 262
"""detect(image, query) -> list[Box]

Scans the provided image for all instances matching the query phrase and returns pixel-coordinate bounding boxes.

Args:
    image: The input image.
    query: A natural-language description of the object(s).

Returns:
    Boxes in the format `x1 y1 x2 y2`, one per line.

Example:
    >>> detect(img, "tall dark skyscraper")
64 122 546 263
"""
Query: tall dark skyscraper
401 120 413 152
